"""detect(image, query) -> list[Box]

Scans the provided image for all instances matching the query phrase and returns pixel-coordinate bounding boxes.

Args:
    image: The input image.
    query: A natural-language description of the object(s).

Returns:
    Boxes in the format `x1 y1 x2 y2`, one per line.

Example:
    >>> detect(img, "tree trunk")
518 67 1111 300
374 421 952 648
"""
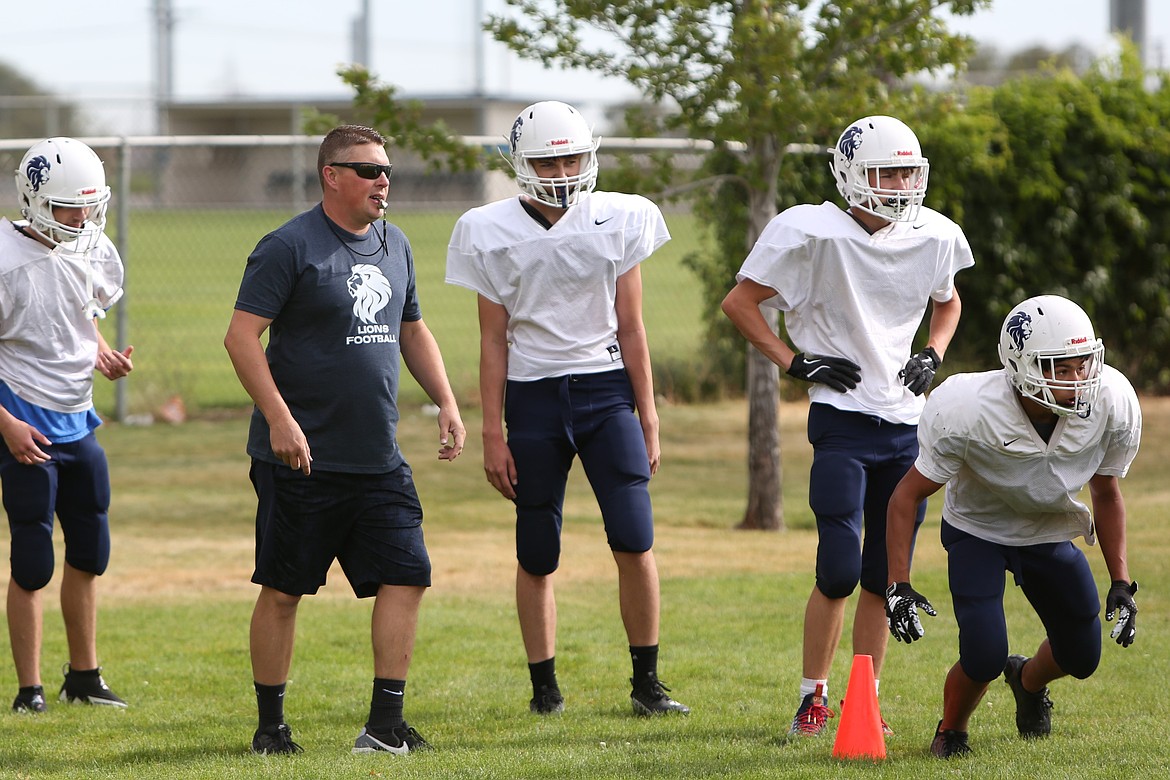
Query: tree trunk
739 332 782 530
738 137 784 531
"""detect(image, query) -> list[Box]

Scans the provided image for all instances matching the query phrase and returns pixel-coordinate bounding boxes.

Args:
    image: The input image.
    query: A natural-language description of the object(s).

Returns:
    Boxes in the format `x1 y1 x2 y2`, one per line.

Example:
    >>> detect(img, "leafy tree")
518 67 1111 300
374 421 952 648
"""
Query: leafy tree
923 47 1170 391
486 0 990 529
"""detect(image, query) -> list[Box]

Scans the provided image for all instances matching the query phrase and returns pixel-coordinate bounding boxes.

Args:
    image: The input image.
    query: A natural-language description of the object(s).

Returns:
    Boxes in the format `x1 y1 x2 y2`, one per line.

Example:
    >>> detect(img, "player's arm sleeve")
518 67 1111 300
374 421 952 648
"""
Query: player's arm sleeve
91 238 125 310
912 395 967 484
1097 375 1143 477
930 227 975 302
735 226 807 312
445 217 502 303
618 197 670 275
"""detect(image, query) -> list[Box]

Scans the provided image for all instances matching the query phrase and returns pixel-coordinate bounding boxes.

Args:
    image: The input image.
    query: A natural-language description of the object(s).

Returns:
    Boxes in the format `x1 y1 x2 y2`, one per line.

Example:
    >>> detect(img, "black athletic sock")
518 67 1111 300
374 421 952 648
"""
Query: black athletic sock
254 682 287 730
528 657 558 697
630 644 659 686
367 678 406 735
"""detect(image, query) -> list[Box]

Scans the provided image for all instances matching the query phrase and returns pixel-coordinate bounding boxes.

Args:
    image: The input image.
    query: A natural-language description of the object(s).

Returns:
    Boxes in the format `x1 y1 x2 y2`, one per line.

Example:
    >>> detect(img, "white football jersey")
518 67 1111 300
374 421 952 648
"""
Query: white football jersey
0 218 124 412
446 192 669 380
916 368 1142 546
737 201 974 423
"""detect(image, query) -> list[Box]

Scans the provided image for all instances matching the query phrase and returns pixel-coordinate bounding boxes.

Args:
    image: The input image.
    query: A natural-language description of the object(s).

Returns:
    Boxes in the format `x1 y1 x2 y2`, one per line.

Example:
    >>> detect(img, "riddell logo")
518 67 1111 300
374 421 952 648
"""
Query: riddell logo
1068 336 1089 345
80 187 99 195
549 138 571 146
894 150 914 156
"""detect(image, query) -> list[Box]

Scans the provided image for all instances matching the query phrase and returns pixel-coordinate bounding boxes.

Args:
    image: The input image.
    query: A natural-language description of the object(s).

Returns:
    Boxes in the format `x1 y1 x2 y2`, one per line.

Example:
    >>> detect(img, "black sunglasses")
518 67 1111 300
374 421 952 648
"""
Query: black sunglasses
328 161 393 180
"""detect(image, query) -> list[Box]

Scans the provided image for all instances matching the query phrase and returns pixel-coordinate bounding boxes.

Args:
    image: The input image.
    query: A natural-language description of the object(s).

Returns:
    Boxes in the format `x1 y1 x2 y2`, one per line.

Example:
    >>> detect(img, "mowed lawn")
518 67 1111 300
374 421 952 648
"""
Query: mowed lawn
1 397 1168 779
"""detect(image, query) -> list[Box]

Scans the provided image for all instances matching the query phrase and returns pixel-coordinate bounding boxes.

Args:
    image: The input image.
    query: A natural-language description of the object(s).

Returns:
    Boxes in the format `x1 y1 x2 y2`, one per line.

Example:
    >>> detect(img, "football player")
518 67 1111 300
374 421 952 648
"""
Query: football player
1 137 134 713
721 115 974 737
885 295 1141 758
446 100 689 717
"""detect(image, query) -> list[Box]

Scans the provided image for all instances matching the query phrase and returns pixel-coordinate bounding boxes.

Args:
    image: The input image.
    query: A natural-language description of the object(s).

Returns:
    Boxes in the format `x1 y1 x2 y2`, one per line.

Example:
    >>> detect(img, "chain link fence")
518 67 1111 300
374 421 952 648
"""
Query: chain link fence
1 135 712 422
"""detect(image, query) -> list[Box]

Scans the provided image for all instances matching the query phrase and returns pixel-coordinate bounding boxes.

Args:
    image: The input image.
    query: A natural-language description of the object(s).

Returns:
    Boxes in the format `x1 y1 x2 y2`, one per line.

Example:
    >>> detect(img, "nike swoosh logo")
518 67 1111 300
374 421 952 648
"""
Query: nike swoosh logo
381 689 404 696
912 224 926 229
1003 437 1021 447
594 217 614 225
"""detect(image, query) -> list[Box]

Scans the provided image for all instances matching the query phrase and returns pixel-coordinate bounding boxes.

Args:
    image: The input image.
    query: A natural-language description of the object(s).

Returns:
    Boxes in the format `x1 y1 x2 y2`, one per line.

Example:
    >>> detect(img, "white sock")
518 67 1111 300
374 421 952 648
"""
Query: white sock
800 678 828 700
874 678 881 698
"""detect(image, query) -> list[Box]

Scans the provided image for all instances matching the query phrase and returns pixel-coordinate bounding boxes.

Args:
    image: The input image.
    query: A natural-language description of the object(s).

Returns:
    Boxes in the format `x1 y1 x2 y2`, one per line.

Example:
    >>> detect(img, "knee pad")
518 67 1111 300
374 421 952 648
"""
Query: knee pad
11 555 55 591
815 572 859 600
960 651 1010 684
814 535 861 599
516 510 561 576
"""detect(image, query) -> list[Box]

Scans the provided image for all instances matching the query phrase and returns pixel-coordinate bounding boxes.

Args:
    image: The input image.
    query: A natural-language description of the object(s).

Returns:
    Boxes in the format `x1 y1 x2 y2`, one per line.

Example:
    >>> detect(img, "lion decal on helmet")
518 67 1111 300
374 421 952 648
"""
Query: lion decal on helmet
24 156 52 193
837 126 864 162
346 264 393 325
1005 311 1034 353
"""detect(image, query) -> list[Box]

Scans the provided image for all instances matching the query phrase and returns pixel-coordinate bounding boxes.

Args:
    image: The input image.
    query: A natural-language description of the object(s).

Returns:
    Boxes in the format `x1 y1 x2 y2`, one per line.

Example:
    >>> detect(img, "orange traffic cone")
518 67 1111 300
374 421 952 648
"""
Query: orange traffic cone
832 654 887 760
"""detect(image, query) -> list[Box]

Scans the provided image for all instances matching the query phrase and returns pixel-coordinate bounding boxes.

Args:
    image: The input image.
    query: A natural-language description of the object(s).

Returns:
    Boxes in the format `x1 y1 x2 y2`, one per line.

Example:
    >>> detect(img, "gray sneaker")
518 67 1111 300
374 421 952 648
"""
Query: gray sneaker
352 723 430 755
1003 655 1053 738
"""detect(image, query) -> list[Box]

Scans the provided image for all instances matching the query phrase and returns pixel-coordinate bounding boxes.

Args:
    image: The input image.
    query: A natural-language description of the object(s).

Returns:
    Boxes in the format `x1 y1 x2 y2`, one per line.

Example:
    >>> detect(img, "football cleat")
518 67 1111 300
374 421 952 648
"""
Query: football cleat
789 683 835 736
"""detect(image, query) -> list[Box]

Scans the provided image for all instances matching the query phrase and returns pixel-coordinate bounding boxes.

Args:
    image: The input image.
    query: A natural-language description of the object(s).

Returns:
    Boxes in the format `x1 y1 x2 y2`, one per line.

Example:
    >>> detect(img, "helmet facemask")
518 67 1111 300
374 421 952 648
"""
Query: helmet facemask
507 101 600 208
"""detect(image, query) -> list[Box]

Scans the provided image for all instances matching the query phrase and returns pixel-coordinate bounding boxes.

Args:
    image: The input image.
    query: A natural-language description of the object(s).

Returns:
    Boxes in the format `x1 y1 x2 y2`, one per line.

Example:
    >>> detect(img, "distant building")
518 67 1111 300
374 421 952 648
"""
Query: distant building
160 94 530 208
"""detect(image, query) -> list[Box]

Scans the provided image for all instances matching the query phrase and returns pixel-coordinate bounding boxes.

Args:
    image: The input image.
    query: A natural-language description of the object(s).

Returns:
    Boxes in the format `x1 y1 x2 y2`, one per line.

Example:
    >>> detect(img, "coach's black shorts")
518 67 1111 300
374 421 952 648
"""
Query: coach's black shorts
250 459 431 597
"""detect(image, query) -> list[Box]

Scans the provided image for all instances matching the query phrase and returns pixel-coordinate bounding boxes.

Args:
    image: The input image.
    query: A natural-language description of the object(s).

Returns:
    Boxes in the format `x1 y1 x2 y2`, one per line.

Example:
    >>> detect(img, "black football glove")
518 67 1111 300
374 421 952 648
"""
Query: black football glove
1105 579 1139 648
786 353 861 393
885 581 937 643
899 346 942 396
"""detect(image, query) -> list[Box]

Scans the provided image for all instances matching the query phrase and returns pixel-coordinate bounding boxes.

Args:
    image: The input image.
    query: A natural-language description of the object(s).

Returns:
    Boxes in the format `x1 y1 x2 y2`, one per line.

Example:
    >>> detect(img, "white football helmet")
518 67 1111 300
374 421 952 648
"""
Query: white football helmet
507 101 599 208
998 295 1105 418
15 137 111 252
829 115 929 223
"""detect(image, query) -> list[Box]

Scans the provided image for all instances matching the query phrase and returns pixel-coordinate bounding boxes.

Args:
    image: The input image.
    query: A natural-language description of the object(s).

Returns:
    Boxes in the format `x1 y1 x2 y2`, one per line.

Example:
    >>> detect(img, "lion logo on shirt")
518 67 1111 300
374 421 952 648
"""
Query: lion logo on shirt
1005 311 1033 352
347 264 393 324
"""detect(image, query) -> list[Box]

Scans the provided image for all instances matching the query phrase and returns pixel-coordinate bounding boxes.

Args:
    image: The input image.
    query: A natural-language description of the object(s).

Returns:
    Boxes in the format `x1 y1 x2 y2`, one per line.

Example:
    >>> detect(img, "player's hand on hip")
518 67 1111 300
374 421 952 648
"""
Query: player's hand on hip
899 346 941 396
1105 579 1139 647
786 353 861 392
886 581 937 643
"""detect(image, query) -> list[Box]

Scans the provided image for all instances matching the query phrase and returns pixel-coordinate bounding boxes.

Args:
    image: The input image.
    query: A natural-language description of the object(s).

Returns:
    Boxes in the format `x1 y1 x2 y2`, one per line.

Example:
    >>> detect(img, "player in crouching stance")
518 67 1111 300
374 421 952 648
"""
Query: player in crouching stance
1 137 133 713
446 100 688 717
885 295 1141 758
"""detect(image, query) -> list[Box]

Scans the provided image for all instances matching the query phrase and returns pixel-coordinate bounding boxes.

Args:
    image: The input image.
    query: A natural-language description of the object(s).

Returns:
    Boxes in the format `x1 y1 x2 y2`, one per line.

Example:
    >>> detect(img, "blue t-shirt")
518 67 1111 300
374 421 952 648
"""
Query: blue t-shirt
0 379 100 443
233 204 421 473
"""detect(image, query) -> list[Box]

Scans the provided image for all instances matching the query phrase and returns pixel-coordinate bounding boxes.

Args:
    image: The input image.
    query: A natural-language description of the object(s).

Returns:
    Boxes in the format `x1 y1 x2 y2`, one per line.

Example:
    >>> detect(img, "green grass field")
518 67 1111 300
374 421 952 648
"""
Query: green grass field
78 207 709 417
1 399 1168 778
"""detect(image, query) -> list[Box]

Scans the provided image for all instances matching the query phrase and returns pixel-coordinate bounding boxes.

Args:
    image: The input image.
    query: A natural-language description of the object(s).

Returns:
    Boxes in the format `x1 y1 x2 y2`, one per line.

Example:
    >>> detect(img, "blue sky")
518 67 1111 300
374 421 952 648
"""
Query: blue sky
4 1 1165 132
